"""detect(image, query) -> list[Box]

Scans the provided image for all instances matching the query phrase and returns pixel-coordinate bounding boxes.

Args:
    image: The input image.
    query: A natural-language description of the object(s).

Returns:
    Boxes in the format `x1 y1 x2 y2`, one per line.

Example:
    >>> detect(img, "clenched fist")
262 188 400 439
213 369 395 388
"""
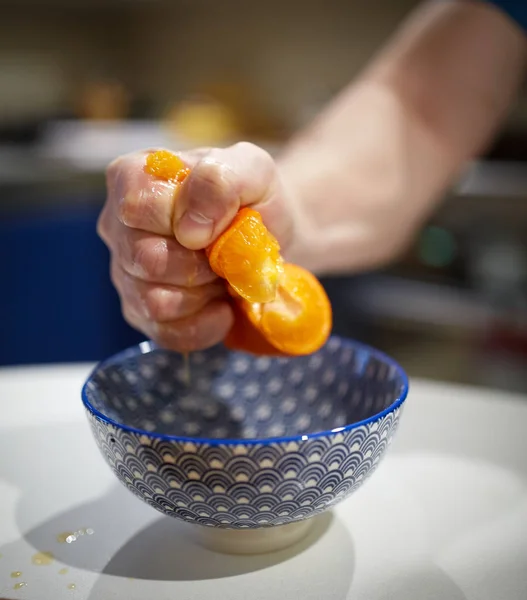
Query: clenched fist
97 143 296 352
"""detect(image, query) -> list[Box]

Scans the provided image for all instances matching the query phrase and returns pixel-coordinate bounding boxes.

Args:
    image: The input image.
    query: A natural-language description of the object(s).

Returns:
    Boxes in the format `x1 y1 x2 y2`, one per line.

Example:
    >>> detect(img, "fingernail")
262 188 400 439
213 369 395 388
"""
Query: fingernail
175 210 214 248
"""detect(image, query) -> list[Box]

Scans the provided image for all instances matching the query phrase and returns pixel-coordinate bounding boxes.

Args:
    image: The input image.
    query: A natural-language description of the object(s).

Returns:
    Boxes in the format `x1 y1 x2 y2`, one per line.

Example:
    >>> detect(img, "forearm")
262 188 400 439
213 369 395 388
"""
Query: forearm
278 0 526 274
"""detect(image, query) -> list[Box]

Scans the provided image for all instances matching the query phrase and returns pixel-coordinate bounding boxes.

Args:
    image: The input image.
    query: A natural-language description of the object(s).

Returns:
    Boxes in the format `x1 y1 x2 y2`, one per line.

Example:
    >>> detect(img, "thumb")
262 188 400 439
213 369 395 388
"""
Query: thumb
173 142 294 251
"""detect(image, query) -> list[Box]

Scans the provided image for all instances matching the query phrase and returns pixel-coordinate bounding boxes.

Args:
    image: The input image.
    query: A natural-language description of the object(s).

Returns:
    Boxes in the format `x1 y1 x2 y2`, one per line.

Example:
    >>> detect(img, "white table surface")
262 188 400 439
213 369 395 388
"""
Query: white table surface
0 364 526 600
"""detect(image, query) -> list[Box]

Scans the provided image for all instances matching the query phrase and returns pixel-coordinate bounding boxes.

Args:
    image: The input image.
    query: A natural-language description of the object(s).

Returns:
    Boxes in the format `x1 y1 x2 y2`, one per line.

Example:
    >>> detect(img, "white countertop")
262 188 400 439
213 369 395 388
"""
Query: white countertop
0 364 526 600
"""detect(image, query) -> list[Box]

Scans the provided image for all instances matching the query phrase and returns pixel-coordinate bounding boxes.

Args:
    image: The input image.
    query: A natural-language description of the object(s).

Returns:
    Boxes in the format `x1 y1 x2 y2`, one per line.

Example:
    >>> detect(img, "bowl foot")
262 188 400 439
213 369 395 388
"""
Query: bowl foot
191 518 316 555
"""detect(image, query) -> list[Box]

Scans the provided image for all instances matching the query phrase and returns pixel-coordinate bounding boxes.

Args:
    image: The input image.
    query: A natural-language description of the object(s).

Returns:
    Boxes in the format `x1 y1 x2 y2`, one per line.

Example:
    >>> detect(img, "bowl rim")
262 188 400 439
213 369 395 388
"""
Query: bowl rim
81 336 409 446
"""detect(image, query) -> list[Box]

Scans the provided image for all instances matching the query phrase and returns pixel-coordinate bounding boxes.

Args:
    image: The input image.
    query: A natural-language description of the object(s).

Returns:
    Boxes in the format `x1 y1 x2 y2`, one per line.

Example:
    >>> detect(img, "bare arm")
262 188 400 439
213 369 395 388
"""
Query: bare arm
278 0 527 274
100 0 526 352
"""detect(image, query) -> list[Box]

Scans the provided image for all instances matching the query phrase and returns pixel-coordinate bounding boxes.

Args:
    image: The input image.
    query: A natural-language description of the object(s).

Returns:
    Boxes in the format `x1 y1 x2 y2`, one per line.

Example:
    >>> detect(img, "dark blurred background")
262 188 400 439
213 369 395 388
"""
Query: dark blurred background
1 0 526 394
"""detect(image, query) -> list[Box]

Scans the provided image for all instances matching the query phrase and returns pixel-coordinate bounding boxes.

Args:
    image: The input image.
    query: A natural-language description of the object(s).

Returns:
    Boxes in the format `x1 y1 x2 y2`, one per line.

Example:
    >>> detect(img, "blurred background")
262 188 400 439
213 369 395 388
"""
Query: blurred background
1 0 526 394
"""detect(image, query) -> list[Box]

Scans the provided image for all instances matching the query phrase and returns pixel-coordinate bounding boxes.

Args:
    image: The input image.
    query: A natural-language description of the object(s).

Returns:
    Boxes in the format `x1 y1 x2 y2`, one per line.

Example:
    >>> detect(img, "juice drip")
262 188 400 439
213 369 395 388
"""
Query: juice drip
31 551 54 566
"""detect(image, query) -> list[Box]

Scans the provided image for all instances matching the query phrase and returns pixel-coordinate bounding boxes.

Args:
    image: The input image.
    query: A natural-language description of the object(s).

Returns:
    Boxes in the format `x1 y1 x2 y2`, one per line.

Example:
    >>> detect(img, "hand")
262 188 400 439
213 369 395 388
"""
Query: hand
97 142 296 352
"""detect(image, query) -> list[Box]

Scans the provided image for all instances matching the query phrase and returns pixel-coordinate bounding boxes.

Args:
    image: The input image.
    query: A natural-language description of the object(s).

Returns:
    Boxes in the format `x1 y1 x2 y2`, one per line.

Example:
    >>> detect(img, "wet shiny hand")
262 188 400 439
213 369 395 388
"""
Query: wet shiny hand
97 143 296 352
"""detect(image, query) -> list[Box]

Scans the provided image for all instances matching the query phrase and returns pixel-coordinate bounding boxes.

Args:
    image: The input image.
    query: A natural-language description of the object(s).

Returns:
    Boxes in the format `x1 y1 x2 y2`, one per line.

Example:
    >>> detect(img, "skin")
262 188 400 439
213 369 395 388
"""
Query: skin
98 0 526 353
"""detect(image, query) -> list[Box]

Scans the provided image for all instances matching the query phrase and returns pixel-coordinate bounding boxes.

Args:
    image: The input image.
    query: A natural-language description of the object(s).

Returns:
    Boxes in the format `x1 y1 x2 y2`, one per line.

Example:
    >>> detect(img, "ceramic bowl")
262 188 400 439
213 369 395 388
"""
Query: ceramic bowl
82 337 408 553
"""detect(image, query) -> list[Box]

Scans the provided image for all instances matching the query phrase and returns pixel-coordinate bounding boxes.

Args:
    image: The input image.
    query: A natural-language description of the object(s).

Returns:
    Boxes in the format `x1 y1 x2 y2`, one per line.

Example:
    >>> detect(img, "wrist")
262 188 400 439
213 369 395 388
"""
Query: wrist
276 147 326 273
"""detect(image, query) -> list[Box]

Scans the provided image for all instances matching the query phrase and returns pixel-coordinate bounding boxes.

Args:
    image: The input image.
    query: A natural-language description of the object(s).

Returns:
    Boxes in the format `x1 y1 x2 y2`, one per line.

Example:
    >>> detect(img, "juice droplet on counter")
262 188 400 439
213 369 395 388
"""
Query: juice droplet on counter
11 571 22 578
59 567 69 575
32 551 54 566
57 528 94 544
14 582 27 590
67 583 76 590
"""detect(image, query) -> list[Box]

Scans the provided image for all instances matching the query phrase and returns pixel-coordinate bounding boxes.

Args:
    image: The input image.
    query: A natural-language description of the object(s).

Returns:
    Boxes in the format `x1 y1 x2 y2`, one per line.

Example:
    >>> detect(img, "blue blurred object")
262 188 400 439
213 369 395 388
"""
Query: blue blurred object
0 200 145 366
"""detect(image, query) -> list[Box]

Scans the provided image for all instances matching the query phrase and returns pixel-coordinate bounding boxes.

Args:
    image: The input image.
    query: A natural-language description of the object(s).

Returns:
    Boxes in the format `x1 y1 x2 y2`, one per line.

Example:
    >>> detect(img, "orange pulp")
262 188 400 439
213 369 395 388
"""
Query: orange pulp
144 150 190 183
206 207 283 303
229 263 332 356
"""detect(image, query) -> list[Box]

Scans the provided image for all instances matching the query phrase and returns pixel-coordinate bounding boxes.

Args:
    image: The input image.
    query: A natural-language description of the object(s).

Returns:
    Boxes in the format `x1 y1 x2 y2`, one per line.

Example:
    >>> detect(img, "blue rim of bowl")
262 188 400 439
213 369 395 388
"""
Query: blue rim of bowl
81 336 409 446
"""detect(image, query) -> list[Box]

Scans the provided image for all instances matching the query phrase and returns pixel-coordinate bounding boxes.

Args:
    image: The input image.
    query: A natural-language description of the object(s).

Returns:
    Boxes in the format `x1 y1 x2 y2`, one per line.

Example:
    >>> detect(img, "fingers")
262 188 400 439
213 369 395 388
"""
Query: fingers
98 214 215 287
152 301 234 353
105 147 210 237
110 260 225 322
106 150 176 236
99 142 293 353
173 142 295 250
111 260 234 352
104 143 294 252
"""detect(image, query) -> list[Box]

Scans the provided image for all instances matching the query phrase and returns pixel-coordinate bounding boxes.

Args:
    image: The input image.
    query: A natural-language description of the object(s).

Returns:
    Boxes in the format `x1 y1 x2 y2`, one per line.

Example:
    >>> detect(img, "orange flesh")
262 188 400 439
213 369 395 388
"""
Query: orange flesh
144 149 332 356
206 208 283 303
237 264 332 356
144 150 190 183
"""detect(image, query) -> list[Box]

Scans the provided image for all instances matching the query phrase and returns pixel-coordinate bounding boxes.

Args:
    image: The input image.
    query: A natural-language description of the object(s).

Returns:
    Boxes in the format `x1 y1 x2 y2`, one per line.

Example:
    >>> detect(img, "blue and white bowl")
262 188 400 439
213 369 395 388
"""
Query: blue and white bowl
82 337 408 553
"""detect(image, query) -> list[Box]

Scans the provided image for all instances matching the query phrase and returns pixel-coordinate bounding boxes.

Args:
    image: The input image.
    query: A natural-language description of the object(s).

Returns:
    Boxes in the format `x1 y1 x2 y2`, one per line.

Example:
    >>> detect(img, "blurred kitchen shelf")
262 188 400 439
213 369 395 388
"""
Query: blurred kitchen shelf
335 274 498 332
0 121 526 204
0 121 283 189
367 328 527 395
0 146 73 186
325 274 527 395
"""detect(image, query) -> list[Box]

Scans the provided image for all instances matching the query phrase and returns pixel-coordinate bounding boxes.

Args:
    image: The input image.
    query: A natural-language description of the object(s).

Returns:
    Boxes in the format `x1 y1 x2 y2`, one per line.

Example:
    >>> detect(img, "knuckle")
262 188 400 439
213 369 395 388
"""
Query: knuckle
197 159 230 191
106 157 128 201
192 161 238 213
119 184 169 233
110 266 130 305
236 141 274 168
96 207 111 244
122 303 142 331
144 287 180 323
106 158 141 229
109 259 121 289
233 140 257 154
129 237 168 280
105 158 120 186
117 187 140 228
235 140 264 156
96 216 108 243
255 145 274 168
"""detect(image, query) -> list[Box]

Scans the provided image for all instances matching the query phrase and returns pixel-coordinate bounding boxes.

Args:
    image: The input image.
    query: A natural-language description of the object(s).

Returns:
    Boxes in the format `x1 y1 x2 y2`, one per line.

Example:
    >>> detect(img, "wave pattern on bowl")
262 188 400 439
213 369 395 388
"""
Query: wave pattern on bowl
87 408 400 528
83 337 408 529
85 339 402 439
